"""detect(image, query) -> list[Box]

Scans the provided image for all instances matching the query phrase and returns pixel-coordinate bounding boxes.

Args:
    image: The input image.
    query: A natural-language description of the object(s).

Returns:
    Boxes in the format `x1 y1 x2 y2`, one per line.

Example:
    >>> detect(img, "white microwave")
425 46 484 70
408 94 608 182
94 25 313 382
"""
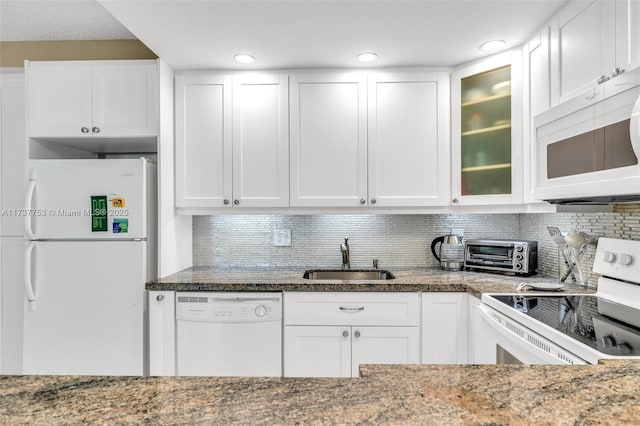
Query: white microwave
535 67 640 204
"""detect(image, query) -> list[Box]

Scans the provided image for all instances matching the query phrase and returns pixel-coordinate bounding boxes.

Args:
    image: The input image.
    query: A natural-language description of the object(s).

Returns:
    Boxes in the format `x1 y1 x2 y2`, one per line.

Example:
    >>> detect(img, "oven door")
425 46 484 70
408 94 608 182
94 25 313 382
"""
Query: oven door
478 303 588 365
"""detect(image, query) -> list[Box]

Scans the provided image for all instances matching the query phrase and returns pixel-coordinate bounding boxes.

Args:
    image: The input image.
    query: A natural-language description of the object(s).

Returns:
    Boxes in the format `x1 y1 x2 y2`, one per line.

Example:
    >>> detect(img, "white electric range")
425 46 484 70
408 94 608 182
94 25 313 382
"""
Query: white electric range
479 237 640 365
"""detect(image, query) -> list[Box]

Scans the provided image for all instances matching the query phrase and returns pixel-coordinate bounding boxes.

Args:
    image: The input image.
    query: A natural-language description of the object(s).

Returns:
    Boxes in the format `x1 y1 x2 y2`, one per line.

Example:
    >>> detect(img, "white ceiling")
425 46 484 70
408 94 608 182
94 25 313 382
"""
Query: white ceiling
99 0 568 70
1 0 569 69
0 0 135 41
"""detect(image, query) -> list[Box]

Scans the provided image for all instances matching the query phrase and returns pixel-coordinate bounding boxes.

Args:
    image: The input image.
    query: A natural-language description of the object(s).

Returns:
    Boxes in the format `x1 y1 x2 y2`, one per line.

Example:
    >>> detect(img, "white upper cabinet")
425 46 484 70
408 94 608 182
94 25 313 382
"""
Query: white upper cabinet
523 26 552 203
551 0 639 105
615 0 640 75
175 74 232 208
368 72 450 207
92 64 158 137
289 72 368 207
290 70 450 208
175 73 288 209
451 51 523 205
232 74 289 208
26 60 157 138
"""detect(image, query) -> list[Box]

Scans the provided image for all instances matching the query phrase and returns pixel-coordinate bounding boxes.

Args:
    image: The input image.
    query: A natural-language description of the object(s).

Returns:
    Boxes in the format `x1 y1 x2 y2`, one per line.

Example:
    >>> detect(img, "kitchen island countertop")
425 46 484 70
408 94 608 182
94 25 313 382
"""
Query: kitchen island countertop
1 360 638 425
146 267 596 297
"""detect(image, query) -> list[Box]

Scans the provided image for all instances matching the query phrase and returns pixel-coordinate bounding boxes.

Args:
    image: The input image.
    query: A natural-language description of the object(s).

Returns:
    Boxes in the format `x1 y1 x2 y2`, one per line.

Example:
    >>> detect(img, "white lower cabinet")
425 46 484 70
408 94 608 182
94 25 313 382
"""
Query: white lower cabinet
283 292 420 378
148 291 175 376
284 325 419 378
421 292 468 364
283 326 352 378
350 326 419 377
148 290 487 377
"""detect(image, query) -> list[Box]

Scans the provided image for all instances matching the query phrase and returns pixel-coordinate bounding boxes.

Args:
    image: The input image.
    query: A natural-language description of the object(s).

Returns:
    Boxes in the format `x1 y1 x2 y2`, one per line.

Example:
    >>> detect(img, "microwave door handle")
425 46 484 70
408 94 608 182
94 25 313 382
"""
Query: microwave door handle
24 170 37 239
24 242 37 311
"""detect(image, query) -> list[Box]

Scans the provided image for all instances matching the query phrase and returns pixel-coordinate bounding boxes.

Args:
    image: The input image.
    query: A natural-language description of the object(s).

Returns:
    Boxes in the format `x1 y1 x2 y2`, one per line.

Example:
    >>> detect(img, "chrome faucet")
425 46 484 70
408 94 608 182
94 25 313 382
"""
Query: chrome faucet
340 238 350 269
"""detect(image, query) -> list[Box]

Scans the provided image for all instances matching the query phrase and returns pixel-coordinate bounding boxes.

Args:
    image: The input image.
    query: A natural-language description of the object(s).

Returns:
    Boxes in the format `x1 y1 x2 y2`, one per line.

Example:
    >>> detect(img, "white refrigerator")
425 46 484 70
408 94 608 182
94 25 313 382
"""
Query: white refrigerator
22 158 156 376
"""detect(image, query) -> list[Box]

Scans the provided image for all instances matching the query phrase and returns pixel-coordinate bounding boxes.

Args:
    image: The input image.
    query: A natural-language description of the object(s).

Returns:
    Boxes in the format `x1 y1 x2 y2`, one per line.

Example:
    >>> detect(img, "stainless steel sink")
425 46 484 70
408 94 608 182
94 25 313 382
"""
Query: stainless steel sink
302 269 395 280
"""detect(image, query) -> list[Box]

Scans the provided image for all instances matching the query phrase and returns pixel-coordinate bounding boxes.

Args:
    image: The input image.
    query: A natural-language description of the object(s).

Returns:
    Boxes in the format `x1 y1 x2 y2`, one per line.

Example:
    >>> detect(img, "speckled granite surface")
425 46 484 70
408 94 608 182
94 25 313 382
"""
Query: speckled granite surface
1 360 638 425
146 267 596 298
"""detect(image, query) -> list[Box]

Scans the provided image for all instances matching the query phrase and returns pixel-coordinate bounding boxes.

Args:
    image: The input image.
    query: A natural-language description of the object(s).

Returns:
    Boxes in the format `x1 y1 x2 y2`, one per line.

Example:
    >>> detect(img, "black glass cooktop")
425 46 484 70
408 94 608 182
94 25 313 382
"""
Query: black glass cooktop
490 295 640 357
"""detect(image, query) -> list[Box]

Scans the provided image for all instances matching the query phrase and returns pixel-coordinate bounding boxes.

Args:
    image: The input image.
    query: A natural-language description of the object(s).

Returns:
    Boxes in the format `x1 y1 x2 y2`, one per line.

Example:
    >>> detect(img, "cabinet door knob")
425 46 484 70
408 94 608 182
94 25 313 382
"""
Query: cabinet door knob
223 199 229 205
597 75 610 84
234 199 239 205
156 294 164 302
453 198 459 203
359 198 366 204
354 331 361 338
81 127 90 134
92 127 100 133
342 330 349 338
370 199 377 204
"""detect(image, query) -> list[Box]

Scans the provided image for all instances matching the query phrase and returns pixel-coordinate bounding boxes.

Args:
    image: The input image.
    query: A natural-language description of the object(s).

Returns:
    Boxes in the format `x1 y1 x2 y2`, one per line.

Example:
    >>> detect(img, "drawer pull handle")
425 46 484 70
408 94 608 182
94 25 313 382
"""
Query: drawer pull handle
339 306 365 312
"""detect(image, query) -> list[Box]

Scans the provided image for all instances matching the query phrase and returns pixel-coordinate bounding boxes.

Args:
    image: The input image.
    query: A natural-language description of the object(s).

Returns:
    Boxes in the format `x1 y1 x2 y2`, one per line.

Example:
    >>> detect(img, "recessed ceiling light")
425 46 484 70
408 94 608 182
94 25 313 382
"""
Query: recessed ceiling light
479 40 505 52
357 52 378 63
234 54 256 64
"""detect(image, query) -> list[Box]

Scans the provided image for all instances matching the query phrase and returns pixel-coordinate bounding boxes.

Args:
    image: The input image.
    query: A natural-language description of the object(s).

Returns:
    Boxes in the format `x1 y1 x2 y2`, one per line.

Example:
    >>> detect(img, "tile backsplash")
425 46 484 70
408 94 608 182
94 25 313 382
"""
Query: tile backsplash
193 214 520 270
193 208 640 287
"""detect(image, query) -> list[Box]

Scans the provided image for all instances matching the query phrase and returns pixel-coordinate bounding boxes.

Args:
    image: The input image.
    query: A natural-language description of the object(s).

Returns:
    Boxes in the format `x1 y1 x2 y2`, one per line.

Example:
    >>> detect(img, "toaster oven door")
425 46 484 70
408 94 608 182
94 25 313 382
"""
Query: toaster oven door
466 244 514 269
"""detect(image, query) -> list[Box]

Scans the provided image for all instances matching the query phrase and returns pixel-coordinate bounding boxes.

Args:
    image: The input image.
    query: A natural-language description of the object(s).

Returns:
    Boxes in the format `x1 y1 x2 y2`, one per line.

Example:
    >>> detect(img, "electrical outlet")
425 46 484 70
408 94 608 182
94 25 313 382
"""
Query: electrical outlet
452 228 464 237
274 229 291 247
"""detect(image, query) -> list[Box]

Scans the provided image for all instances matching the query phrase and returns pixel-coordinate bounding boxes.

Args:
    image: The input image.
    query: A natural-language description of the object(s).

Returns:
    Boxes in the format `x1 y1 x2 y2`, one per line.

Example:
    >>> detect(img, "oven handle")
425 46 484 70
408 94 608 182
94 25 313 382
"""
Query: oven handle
477 304 587 365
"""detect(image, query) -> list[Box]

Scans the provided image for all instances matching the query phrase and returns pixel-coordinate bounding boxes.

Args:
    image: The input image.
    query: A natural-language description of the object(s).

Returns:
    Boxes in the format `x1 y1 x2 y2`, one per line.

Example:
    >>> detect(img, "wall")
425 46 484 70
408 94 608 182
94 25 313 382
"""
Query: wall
193 208 640 288
0 40 157 67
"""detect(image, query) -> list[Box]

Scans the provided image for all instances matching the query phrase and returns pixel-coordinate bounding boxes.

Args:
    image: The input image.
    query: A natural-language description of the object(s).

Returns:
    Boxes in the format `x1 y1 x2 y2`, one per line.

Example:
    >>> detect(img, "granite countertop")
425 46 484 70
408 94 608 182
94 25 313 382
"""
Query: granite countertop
1 360 638 425
146 267 596 298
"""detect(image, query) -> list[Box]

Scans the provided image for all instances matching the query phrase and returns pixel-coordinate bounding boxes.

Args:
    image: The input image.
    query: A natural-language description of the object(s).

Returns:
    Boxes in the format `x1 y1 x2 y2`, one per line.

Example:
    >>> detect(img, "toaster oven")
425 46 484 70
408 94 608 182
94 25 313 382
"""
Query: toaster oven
464 239 537 275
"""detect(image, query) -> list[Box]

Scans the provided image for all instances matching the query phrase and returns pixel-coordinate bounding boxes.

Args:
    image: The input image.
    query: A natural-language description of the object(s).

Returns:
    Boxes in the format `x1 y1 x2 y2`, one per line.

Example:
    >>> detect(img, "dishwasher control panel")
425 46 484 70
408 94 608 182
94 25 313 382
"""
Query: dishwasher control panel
176 292 282 323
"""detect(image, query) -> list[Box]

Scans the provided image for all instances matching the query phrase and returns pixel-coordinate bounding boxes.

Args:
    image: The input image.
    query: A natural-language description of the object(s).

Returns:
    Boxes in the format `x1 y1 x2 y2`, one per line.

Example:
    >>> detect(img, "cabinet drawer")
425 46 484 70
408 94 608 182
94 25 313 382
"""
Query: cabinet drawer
283 292 419 326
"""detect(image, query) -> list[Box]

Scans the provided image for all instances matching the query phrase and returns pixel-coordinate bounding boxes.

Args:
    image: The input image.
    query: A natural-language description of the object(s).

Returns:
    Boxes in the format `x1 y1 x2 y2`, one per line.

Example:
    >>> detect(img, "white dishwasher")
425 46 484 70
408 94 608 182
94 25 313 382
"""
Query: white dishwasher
176 292 282 377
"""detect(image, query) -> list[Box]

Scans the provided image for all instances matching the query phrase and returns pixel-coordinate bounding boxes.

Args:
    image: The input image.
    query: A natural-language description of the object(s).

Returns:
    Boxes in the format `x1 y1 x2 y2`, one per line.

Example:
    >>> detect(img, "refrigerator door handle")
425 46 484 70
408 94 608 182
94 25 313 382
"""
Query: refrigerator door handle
24 242 37 311
24 170 37 239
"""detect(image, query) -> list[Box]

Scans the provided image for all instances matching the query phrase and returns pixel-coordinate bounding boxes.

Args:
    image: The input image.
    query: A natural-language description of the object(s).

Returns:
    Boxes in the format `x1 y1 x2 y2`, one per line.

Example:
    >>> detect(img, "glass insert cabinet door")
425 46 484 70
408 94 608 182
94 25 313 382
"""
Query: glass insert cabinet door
460 65 512 196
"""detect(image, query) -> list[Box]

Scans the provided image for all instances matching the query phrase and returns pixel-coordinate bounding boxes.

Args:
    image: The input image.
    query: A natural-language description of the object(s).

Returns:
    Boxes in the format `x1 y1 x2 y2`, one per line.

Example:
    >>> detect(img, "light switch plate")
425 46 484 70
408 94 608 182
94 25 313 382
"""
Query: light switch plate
274 229 291 246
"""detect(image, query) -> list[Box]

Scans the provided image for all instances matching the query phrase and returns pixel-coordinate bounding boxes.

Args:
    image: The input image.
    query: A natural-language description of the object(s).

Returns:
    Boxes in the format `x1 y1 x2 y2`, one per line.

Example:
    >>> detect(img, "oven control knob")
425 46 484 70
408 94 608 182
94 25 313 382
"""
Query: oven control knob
515 245 524 252
600 335 616 348
515 254 523 261
603 251 617 263
255 305 267 317
617 253 634 266
514 263 522 270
